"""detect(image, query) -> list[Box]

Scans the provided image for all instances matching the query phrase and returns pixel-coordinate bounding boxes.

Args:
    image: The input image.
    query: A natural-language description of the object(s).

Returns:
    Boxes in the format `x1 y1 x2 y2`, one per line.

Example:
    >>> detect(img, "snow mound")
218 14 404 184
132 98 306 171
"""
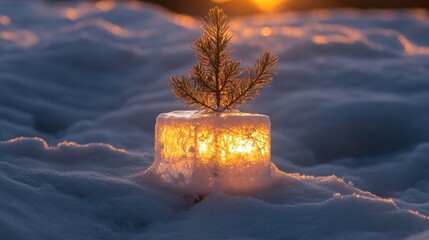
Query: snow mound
1 0 429 239
2 137 428 240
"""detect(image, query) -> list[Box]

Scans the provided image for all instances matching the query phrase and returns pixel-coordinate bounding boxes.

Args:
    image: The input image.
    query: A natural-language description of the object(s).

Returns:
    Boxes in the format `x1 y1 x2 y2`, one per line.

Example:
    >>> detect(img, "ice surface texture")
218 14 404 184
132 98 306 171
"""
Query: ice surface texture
1 0 429 239
151 110 273 192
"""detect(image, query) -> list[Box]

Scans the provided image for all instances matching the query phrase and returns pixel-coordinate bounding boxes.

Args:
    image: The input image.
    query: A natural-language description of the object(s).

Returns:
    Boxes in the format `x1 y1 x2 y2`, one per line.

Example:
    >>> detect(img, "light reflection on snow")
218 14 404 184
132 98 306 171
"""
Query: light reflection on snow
398 35 429 56
280 26 304 37
332 189 429 221
310 9 331 20
260 26 272 37
174 14 197 29
99 20 132 37
1 2 429 237
5 137 127 153
241 27 255 37
6 137 50 149
0 15 11 25
312 34 354 45
0 30 38 47
64 8 79 21
58 19 155 39
95 0 115 11
332 192 398 208
413 9 428 21
25 1 429 58
408 210 429 221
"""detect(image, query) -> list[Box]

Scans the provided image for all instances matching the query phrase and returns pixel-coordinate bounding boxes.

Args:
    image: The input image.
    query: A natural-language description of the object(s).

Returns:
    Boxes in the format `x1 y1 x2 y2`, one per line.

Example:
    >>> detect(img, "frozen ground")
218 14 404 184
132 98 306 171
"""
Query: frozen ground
1 1 429 239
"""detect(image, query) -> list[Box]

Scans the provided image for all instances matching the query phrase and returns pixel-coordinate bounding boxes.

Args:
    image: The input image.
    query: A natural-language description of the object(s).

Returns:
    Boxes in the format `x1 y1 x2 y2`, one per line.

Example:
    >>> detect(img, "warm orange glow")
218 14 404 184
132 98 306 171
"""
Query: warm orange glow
312 34 354 45
0 30 38 47
65 8 78 21
157 113 270 165
252 0 285 13
280 27 304 37
413 9 427 21
408 210 429 221
0 32 13 40
98 20 131 37
0 16 11 25
5 137 127 153
128 0 143 9
211 0 232 3
174 14 197 29
152 111 272 191
242 27 255 37
398 35 429 56
260 27 272 37
96 0 115 11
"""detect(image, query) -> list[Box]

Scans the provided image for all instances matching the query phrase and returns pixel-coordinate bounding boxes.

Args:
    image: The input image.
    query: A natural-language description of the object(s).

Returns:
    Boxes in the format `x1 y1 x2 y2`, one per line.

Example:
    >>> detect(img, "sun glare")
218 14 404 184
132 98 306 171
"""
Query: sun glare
211 0 233 3
252 0 285 13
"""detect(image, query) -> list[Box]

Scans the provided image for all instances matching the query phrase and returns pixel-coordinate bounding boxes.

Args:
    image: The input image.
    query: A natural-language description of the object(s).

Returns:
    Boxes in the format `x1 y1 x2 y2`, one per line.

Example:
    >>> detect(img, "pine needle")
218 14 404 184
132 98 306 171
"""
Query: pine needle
169 7 278 112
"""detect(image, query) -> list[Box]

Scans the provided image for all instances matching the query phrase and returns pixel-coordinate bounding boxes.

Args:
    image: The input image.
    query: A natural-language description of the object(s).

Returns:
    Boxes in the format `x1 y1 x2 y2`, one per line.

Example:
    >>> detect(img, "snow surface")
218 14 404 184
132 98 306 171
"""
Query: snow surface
1 1 429 239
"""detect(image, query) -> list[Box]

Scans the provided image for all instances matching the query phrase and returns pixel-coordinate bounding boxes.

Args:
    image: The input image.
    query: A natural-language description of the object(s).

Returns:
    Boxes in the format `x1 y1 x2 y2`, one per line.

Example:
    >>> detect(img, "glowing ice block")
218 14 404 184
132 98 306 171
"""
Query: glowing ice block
152 110 273 192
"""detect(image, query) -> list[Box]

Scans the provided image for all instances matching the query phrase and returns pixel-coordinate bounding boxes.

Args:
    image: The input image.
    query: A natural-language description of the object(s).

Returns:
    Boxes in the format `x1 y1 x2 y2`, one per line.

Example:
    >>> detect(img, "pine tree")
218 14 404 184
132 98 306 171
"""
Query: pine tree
169 7 278 112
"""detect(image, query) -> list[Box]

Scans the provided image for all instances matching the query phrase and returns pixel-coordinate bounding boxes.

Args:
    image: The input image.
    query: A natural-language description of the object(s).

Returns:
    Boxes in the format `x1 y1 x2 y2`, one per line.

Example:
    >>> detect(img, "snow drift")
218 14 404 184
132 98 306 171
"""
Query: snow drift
1 1 429 239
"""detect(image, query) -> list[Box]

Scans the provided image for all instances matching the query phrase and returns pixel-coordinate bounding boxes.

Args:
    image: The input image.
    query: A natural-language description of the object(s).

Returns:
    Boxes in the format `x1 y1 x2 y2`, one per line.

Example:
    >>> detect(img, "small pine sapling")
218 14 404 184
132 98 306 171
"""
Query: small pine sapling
170 7 278 113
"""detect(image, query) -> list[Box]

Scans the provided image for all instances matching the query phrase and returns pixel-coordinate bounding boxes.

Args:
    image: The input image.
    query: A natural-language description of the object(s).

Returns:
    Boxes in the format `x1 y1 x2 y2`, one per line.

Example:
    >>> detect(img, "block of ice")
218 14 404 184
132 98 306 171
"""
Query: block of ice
151 110 274 192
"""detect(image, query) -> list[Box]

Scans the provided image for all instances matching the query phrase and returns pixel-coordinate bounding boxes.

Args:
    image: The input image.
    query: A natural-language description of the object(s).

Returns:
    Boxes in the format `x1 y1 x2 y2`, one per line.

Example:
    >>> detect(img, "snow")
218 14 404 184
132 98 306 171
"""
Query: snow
1 0 429 239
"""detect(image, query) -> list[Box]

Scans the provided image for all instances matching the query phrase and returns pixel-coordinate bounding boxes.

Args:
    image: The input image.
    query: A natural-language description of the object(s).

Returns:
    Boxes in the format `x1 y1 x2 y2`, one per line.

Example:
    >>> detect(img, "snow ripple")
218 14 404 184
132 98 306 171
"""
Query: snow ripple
1 1 429 239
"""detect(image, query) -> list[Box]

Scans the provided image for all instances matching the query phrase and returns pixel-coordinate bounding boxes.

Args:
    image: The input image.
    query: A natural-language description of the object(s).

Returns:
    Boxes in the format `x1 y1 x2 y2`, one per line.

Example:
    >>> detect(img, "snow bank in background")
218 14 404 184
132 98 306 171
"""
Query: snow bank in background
1 0 429 239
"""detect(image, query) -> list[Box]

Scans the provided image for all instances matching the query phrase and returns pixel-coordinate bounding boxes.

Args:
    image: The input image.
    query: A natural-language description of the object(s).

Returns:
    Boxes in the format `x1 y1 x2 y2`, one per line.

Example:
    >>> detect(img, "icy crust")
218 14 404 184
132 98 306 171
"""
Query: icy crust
151 110 273 192
158 110 270 120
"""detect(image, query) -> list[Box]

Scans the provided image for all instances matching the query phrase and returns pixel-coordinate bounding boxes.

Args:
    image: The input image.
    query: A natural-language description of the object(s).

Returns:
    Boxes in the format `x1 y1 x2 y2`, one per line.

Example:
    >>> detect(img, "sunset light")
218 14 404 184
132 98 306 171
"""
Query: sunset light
95 0 115 11
252 0 285 12
152 111 272 191
64 8 78 20
260 26 272 37
0 16 11 25
3 1 429 239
